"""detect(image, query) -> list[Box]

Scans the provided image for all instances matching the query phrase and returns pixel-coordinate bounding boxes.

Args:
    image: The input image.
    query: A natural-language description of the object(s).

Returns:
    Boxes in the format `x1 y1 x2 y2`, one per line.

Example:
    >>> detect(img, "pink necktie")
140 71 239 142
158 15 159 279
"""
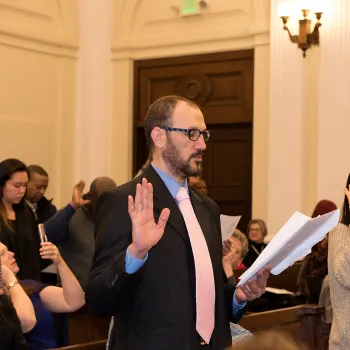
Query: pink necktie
176 187 215 344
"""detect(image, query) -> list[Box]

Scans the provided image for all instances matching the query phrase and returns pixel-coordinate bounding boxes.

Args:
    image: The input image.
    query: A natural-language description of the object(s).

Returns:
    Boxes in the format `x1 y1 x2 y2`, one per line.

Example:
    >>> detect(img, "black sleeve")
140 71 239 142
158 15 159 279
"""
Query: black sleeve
49 203 58 217
0 223 13 251
227 275 237 286
0 295 29 349
43 204 76 245
85 189 146 317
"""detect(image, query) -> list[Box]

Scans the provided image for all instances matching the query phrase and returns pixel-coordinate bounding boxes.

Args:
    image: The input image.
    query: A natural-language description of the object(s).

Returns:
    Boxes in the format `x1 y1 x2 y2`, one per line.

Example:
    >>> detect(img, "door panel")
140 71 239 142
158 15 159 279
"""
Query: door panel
134 50 253 231
203 124 252 230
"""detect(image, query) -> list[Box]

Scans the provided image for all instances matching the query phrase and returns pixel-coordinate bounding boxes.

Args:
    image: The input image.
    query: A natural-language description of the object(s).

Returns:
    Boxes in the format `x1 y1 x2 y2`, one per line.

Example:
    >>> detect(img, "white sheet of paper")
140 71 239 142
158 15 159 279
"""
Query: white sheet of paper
265 287 294 295
220 215 241 242
236 209 340 287
41 263 57 274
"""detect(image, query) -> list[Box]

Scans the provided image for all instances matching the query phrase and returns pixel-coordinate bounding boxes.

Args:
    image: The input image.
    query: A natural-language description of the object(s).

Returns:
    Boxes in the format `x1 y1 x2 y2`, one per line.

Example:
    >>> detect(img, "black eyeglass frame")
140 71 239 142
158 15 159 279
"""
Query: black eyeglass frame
159 126 211 142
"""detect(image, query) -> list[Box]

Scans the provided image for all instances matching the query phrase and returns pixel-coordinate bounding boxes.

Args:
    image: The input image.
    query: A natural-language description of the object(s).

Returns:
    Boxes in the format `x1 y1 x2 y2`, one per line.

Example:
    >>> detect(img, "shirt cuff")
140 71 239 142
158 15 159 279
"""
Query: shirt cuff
69 202 78 210
232 290 247 313
125 248 148 274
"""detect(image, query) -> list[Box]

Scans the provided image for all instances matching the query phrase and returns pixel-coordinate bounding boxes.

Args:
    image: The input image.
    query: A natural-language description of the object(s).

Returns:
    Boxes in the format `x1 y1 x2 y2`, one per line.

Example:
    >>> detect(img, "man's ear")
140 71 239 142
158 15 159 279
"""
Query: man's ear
151 127 165 149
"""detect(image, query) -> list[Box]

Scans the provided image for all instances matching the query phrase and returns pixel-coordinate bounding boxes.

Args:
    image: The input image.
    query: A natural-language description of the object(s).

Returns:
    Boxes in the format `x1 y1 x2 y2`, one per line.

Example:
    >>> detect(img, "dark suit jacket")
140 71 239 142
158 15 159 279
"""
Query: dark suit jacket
86 166 245 350
0 206 42 281
35 196 57 223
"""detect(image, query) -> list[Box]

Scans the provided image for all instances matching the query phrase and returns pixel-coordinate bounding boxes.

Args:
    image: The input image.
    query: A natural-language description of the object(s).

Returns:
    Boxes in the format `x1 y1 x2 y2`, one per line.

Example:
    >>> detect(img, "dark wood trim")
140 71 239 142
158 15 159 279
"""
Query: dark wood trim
134 50 254 68
239 306 306 330
239 305 329 350
60 305 328 350
133 59 141 175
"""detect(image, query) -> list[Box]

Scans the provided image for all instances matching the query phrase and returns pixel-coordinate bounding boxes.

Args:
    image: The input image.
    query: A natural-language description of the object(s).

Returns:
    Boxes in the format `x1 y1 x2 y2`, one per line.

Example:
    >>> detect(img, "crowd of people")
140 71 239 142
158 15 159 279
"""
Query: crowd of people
0 95 348 350
0 158 117 349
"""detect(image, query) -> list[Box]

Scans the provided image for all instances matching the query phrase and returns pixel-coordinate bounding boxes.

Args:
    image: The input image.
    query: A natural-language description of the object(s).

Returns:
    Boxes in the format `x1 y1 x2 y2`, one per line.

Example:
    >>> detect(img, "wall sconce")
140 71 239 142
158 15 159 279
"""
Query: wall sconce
279 8 322 57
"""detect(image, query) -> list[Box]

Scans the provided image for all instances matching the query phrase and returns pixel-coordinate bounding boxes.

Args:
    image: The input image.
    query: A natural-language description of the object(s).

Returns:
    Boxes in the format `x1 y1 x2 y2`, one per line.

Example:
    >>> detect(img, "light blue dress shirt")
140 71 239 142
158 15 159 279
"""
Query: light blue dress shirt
125 162 246 312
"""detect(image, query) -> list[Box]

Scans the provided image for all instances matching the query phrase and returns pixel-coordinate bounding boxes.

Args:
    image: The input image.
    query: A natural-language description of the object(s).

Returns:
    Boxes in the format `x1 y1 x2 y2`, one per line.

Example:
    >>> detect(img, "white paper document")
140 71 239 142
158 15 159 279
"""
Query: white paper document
236 209 340 287
265 287 294 295
220 215 241 242
41 264 57 274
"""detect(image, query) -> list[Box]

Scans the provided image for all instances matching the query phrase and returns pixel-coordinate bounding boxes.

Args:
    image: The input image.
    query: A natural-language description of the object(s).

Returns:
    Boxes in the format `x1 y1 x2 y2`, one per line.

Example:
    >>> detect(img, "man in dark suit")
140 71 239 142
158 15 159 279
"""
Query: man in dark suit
85 96 270 350
26 165 57 223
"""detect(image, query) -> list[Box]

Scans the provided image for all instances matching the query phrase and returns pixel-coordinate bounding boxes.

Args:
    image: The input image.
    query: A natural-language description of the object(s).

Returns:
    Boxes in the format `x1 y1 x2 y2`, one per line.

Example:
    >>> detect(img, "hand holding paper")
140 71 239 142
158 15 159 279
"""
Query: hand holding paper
235 265 271 304
236 209 340 287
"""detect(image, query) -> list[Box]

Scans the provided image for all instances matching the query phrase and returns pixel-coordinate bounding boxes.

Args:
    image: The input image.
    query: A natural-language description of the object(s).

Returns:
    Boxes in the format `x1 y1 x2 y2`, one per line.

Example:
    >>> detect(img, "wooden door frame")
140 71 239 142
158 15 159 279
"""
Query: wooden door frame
133 49 254 174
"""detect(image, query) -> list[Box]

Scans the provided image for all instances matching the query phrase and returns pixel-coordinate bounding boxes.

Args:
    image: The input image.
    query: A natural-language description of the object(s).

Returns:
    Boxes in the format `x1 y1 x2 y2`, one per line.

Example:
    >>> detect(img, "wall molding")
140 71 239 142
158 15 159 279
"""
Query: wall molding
0 0 78 207
0 0 78 56
0 35 78 58
111 0 269 60
0 2 51 19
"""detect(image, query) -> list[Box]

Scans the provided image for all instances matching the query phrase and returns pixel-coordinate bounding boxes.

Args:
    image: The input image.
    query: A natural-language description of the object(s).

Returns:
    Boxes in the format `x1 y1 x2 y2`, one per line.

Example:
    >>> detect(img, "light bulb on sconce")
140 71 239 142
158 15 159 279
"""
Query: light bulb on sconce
278 1 323 57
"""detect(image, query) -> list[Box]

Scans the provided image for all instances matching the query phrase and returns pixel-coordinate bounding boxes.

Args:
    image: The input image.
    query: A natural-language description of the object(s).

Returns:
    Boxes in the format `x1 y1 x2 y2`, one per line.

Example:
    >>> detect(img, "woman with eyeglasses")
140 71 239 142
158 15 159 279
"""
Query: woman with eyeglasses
242 219 268 268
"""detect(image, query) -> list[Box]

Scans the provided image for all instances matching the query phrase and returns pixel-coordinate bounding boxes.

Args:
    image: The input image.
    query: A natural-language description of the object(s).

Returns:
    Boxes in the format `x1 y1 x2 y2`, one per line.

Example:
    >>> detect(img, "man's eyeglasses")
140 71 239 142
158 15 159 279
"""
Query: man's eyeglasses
160 127 211 142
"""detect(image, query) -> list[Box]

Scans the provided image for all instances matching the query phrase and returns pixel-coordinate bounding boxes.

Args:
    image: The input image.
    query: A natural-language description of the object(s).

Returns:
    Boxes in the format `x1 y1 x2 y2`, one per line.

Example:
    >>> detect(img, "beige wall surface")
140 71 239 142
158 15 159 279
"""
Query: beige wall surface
265 0 350 239
75 0 115 185
1 0 349 236
0 0 78 207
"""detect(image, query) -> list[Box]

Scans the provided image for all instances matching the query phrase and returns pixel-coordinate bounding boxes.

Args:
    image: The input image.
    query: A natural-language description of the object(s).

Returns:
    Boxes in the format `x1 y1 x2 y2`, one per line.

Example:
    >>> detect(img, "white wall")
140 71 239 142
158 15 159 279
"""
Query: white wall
0 0 78 206
267 0 304 237
75 0 114 184
317 0 350 208
266 0 350 239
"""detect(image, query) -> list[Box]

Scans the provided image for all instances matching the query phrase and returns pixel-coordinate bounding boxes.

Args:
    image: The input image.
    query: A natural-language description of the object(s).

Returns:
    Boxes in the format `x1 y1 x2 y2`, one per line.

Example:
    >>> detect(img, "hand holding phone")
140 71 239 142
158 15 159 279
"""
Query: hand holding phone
38 224 48 243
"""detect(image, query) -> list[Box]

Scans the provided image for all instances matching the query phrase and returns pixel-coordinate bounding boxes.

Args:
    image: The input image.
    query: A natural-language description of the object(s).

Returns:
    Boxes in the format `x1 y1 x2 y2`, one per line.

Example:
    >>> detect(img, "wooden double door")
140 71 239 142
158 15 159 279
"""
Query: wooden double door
133 50 254 231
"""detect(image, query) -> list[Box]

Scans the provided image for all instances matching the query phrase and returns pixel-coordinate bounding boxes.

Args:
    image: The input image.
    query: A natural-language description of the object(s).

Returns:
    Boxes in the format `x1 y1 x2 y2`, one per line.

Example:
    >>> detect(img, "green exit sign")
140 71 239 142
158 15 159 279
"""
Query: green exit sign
181 0 198 15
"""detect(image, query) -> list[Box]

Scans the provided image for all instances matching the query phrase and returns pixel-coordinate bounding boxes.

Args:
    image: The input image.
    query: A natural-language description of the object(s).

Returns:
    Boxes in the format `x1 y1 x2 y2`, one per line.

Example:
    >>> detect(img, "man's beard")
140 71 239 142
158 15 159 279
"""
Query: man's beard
162 137 203 178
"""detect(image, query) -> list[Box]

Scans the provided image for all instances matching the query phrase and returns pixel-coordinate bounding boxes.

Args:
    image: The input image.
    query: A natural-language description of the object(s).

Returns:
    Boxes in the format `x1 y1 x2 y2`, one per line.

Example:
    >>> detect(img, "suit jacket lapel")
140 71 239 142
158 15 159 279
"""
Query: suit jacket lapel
141 166 190 245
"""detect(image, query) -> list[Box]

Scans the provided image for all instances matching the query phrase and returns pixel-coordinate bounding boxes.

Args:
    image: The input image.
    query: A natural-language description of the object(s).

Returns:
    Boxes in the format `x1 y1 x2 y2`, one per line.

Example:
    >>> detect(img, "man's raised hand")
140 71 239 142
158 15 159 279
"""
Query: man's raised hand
128 178 170 259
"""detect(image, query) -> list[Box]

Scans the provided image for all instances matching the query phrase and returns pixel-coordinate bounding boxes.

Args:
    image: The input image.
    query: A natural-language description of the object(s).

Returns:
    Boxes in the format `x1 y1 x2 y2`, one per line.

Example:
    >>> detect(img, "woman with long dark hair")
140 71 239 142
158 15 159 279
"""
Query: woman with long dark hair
0 159 42 281
328 173 350 350
0 158 90 282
